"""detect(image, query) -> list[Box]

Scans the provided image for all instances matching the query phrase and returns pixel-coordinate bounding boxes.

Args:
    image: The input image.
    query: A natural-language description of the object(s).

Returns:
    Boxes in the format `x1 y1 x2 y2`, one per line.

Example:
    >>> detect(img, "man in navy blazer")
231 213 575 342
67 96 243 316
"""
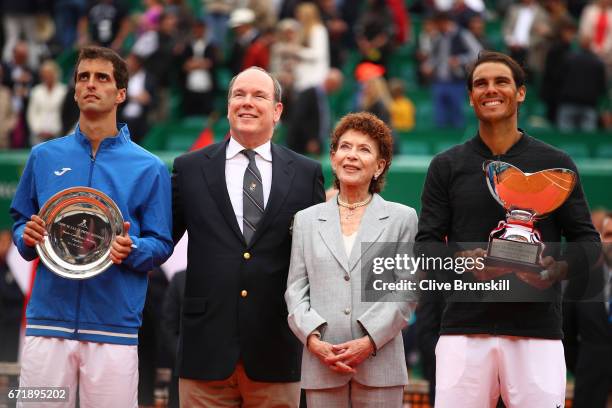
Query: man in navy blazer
172 66 325 407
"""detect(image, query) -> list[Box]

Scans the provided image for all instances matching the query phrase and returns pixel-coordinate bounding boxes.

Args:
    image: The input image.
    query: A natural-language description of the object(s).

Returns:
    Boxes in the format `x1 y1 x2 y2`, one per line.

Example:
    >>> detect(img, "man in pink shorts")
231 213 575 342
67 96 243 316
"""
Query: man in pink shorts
10 46 173 407
416 51 601 407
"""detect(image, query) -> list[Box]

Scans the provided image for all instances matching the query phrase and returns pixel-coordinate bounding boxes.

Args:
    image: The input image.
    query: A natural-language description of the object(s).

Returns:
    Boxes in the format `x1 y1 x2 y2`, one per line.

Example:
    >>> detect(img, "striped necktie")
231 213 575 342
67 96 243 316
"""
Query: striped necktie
242 149 264 244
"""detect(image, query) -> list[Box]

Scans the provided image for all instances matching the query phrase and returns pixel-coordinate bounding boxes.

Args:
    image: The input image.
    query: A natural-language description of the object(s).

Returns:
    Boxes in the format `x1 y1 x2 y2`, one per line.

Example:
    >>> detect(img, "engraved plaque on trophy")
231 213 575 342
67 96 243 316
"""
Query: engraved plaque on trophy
36 187 124 279
483 161 576 272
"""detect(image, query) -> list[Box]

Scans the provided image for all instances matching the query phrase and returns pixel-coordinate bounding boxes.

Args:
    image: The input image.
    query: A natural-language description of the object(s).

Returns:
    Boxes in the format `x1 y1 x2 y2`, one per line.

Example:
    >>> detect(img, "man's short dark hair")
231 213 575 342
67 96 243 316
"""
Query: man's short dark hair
227 66 282 103
466 51 526 91
74 46 129 90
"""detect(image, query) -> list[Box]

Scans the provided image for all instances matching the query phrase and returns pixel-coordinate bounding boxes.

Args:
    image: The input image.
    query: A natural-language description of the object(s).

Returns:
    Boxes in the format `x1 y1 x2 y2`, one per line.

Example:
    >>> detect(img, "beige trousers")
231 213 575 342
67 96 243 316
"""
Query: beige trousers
179 361 300 408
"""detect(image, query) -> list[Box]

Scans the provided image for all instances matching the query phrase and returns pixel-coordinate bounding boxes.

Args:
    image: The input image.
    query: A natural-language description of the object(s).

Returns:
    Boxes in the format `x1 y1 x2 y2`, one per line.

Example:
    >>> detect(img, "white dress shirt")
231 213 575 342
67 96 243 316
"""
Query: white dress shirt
225 136 272 233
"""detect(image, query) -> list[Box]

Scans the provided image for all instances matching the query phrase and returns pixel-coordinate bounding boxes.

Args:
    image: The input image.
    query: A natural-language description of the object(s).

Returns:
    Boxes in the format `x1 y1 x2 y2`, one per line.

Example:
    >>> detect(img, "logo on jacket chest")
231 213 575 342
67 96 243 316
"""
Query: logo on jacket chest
54 167 72 176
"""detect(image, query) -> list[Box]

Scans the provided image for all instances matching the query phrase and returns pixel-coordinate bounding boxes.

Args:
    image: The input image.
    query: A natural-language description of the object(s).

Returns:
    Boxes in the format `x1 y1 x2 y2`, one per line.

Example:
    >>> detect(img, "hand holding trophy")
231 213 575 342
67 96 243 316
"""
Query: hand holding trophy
23 214 47 247
483 161 576 286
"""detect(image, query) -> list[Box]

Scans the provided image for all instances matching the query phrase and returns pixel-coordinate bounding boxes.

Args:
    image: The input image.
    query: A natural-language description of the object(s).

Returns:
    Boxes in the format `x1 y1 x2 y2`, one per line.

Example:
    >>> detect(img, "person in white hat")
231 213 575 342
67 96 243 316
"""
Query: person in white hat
227 8 258 75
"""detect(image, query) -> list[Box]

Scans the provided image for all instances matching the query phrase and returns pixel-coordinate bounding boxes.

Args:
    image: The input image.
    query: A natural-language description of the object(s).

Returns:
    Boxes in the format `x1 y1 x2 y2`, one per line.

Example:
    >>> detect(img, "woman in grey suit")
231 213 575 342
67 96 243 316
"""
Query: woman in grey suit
285 112 418 407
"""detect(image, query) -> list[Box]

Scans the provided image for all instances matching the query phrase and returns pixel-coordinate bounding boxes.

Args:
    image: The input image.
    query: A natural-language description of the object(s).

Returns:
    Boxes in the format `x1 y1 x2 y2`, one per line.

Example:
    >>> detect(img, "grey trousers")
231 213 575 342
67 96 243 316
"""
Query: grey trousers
305 380 404 408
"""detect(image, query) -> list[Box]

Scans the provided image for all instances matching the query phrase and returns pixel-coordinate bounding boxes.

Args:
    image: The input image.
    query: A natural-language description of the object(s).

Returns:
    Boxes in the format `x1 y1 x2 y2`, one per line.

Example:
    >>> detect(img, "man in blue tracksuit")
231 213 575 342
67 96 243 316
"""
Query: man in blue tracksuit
10 46 173 407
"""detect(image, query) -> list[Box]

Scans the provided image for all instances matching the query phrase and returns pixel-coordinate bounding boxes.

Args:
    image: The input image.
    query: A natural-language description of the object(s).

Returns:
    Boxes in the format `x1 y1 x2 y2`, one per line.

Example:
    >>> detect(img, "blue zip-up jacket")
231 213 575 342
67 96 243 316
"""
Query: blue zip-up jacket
10 124 173 345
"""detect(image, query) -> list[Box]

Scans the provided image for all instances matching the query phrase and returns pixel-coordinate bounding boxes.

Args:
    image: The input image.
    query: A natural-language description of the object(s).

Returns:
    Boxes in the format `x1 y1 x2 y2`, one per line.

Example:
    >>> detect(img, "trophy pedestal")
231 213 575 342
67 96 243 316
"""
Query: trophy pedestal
486 214 544 273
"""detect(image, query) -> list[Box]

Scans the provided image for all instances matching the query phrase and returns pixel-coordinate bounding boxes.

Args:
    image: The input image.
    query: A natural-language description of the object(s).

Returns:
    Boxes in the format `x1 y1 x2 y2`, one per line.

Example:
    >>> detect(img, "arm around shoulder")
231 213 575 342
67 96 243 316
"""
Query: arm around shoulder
123 160 173 272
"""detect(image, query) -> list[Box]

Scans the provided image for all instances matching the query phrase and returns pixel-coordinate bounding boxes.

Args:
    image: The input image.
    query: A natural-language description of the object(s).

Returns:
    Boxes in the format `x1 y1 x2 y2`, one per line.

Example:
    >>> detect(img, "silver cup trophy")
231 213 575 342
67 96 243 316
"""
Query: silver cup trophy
483 161 576 272
36 187 124 279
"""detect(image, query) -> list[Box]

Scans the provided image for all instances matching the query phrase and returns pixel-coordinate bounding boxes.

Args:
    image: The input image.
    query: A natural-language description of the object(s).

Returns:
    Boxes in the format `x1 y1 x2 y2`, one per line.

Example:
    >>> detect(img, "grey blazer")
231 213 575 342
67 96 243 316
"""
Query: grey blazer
285 194 418 389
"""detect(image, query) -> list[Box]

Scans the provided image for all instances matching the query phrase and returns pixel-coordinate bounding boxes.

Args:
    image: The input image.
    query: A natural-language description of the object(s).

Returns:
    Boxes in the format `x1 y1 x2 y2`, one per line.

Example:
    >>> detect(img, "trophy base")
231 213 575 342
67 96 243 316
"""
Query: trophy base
486 236 543 274
485 255 543 273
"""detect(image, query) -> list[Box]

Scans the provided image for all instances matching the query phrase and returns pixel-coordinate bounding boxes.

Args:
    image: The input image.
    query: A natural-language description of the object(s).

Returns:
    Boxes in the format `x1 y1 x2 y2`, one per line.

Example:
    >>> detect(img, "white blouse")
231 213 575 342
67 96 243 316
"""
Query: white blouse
342 230 358 258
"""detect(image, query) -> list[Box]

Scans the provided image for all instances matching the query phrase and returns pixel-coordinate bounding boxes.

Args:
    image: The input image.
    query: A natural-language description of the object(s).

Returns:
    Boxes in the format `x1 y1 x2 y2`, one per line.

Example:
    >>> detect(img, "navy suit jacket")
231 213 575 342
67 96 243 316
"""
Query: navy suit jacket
172 140 325 381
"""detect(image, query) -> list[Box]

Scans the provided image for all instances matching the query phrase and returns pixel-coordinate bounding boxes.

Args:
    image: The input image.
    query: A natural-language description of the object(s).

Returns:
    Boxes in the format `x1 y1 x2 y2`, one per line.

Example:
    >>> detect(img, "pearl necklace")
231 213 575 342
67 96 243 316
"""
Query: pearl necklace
337 195 373 220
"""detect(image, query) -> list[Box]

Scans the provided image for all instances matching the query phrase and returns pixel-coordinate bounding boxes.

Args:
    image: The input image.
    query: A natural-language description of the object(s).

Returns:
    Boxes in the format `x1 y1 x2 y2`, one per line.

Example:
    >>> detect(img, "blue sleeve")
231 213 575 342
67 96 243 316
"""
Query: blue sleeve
123 161 174 272
10 151 39 261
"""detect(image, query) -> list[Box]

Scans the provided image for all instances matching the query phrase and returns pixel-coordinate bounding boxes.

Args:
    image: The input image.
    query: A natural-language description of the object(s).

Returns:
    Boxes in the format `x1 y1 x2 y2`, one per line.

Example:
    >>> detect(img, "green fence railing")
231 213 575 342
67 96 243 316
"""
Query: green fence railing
1 150 610 230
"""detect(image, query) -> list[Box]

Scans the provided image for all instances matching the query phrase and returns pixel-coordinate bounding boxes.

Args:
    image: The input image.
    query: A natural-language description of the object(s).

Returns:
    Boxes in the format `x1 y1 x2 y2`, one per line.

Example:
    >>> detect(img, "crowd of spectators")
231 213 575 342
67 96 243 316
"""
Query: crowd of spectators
0 0 610 148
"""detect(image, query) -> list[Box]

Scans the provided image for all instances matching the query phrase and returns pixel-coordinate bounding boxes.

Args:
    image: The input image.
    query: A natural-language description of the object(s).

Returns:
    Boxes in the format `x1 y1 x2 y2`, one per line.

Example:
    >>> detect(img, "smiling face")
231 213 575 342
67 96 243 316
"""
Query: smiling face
331 130 386 192
74 58 126 116
227 68 283 148
468 62 525 125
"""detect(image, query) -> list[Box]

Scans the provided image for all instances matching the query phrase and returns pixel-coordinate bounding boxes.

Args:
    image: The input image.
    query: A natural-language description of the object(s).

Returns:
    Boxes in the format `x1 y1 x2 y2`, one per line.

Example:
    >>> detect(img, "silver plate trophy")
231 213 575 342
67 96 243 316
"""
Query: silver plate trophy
36 187 124 279
483 161 576 272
